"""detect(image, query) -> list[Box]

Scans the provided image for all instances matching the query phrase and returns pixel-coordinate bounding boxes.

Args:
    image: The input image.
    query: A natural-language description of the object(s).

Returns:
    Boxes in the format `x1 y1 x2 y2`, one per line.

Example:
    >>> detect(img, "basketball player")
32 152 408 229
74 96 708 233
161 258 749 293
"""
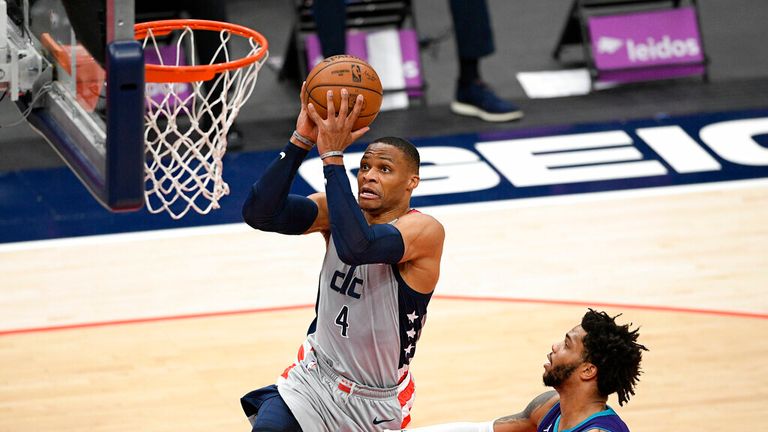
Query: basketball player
239 85 445 431
399 309 647 432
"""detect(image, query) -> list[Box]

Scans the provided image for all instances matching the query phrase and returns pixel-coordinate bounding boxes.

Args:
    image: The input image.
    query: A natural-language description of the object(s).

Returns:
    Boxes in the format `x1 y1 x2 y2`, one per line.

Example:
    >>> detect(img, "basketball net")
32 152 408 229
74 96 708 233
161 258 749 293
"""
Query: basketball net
138 20 268 219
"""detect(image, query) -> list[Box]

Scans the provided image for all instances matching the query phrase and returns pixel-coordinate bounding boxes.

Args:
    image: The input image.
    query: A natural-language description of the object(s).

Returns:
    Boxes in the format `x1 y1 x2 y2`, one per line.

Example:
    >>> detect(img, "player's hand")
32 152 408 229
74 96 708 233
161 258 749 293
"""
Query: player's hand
295 81 318 145
307 88 369 154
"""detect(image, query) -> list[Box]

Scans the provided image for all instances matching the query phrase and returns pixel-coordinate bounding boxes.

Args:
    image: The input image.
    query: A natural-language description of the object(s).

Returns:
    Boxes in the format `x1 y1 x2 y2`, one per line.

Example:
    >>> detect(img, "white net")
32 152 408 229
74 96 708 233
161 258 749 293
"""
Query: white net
141 23 267 219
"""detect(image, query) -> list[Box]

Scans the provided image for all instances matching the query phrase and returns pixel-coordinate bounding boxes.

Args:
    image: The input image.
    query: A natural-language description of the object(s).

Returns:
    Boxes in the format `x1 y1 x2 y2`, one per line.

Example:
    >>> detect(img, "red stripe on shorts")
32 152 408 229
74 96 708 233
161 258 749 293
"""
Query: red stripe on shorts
281 364 296 379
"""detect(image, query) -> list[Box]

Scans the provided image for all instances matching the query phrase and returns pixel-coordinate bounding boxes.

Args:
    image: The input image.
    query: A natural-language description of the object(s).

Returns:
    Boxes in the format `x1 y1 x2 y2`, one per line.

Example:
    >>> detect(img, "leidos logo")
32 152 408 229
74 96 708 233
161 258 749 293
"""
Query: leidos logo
626 36 700 62
597 37 623 54
599 35 701 62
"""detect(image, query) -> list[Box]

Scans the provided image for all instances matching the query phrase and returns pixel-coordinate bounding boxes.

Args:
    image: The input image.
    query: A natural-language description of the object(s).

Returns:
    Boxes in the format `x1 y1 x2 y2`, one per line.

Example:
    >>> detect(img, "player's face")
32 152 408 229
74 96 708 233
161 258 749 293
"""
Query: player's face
543 325 587 387
357 143 418 213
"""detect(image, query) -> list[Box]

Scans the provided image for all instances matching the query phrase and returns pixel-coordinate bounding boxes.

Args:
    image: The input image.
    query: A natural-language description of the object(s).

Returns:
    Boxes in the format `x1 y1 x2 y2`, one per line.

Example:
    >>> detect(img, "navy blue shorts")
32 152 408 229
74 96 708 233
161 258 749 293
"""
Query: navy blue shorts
241 385 302 432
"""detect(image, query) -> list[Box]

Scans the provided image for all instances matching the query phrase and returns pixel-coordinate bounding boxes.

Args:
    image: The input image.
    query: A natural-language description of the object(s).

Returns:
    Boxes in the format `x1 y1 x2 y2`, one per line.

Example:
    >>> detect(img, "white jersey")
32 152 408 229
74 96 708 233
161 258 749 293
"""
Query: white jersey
306 235 432 388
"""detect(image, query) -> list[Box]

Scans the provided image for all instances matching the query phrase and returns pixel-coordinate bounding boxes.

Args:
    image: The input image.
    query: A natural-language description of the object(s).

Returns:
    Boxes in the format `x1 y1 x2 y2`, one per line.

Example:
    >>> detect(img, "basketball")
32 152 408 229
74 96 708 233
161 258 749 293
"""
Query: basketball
305 55 383 130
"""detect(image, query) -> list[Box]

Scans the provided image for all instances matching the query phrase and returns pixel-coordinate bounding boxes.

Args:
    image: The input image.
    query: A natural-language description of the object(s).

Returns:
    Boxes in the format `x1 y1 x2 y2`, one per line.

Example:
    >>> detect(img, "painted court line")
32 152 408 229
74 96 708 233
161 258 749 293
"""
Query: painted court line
1 295 765 337
0 304 315 336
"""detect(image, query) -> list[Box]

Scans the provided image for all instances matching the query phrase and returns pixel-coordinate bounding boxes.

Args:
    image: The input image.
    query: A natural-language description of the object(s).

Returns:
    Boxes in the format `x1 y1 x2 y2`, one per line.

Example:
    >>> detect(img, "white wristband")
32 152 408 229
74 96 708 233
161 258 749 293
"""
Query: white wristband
292 130 316 148
320 151 344 160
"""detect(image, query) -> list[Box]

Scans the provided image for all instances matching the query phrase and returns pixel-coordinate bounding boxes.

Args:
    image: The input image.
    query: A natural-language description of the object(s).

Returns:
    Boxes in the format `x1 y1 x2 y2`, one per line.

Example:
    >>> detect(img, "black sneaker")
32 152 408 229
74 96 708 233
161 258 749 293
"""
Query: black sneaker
451 81 523 122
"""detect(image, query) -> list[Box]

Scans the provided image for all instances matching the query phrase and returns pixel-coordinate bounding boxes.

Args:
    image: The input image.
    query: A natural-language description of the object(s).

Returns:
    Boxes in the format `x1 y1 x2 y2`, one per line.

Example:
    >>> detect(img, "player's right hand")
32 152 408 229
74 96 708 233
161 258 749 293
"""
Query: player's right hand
296 81 318 144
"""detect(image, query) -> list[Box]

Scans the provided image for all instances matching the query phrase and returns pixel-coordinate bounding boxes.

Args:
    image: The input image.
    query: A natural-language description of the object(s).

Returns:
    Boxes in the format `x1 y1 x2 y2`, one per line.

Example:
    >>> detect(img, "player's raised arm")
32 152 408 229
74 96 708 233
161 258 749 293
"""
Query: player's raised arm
492 391 558 432
307 89 417 266
242 82 329 235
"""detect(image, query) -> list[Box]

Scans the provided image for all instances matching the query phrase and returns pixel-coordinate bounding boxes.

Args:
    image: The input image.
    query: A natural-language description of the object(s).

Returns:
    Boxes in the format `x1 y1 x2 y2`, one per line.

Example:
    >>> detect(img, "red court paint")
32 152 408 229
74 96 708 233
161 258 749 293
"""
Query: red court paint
0 304 314 336
1 296 765 336
436 295 768 320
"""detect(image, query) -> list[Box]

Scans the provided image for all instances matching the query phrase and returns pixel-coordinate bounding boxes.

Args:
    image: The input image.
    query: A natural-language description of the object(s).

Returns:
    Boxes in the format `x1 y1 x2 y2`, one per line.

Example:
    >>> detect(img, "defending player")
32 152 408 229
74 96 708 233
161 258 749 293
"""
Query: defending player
239 85 445 431
398 309 647 432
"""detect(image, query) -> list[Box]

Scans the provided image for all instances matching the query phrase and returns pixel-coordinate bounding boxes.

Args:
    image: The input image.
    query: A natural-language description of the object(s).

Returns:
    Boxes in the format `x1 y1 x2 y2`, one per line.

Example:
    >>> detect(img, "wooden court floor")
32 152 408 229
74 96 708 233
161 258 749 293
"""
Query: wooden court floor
1 182 767 431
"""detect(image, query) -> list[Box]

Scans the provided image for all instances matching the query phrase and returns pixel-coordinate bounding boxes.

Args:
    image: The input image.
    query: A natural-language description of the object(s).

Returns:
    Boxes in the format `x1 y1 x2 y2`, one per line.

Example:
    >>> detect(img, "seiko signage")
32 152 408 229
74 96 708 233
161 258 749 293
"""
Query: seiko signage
2 110 768 243
298 110 768 207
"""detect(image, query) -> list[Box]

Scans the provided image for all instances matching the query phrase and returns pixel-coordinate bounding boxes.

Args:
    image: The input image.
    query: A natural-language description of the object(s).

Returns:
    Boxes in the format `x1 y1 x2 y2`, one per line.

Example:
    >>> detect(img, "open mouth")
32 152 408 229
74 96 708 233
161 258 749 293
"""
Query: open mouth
359 186 379 200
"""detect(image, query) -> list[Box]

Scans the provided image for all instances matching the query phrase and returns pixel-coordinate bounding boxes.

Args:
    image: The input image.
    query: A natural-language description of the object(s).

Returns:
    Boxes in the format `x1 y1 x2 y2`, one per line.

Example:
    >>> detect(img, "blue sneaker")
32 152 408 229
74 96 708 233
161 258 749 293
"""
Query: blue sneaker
451 81 524 122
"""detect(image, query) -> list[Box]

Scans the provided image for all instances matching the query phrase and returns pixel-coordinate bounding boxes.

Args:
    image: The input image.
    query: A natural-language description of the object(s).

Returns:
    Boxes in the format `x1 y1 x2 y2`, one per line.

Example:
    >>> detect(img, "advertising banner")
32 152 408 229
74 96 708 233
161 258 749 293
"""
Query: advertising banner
587 6 706 82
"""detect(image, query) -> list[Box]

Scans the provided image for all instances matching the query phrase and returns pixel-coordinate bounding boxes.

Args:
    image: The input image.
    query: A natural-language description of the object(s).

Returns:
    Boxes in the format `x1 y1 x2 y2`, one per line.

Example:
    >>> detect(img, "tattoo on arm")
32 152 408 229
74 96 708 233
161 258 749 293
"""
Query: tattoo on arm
494 412 526 425
494 391 558 425
523 391 557 418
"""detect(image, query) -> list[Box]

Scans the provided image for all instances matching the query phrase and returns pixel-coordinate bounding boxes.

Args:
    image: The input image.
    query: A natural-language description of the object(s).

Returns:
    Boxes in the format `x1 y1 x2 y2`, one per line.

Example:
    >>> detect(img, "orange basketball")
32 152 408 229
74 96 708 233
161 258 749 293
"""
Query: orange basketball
305 55 383 130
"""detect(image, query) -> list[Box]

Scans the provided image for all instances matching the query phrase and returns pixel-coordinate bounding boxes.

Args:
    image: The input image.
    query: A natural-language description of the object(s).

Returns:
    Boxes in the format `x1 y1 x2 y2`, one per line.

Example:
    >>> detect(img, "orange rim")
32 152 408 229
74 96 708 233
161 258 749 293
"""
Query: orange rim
135 19 269 83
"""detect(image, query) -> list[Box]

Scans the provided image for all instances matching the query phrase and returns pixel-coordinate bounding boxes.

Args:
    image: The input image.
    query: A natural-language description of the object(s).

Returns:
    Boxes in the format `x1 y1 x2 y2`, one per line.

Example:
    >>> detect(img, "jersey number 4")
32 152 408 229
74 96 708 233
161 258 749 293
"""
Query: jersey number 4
335 305 350 338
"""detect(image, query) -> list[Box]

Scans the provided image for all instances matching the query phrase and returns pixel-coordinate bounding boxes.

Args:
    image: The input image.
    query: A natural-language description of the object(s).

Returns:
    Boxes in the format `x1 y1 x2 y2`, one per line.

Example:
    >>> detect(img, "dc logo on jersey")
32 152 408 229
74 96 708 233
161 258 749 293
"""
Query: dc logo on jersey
330 266 363 299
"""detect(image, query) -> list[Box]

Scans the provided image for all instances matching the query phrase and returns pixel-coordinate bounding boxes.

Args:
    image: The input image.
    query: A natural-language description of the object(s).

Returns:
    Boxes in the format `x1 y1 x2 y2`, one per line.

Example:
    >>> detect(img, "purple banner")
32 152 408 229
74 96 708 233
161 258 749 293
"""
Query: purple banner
588 6 704 75
398 29 424 97
144 45 193 110
304 29 423 97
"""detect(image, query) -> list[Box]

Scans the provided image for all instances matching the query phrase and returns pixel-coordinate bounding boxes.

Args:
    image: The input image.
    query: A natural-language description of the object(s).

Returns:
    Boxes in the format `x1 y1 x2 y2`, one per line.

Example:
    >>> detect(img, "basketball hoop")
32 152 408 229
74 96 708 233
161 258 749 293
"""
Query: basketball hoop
136 19 268 219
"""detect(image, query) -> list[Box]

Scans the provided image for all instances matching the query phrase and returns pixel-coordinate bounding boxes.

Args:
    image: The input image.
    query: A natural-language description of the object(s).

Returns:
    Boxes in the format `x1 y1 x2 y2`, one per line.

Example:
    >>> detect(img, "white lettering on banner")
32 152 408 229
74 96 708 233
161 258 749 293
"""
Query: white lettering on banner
637 126 722 173
475 131 667 187
295 116 768 197
626 36 700 63
411 146 500 197
403 61 420 79
299 151 364 193
597 37 623 54
298 146 500 196
699 118 768 166
533 147 644 167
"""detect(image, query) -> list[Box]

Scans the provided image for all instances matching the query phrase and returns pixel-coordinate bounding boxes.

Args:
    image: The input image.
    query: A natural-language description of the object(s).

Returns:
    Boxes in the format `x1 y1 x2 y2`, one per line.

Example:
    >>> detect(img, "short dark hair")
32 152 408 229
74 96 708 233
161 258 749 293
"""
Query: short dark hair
580 309 648 406
370 136 420 173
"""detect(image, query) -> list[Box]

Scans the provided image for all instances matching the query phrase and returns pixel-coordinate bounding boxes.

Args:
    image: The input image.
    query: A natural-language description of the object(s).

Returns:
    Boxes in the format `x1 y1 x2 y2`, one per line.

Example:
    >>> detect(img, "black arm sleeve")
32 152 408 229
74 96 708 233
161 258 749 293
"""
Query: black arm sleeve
242 142 319 235
323 164 405 265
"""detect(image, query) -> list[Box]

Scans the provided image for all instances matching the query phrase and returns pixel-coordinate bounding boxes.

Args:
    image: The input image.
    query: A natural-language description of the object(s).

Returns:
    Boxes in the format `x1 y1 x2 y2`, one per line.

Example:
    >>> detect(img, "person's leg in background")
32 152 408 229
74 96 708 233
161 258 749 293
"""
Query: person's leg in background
312 0 347 57
448 0 523 122
308 0 521 122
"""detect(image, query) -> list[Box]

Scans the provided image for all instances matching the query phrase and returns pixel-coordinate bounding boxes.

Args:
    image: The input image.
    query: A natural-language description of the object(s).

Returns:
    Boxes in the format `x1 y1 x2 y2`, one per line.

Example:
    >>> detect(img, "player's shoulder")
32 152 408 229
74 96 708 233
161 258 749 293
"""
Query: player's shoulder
582 409 630 432
400 209 444 233
529 391 559 423
308 191 327 203
402 208 439 223
308 192 329 212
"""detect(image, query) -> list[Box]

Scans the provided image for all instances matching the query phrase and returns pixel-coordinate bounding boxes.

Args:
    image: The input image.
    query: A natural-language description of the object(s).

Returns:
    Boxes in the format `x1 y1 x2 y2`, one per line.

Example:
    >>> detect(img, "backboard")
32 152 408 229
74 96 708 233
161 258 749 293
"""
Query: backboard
4 0 144 211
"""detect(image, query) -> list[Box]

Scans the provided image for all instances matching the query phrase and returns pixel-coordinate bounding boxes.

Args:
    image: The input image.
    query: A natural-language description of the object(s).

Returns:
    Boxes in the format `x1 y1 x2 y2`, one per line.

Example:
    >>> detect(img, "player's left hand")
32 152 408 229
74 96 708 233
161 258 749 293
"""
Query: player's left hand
308 88 369 155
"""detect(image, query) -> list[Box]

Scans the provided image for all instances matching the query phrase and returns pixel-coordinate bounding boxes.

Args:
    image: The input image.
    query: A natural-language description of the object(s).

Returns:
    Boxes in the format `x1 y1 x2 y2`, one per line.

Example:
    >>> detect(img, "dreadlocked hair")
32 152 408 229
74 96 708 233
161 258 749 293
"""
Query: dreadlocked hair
580 309 648 406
